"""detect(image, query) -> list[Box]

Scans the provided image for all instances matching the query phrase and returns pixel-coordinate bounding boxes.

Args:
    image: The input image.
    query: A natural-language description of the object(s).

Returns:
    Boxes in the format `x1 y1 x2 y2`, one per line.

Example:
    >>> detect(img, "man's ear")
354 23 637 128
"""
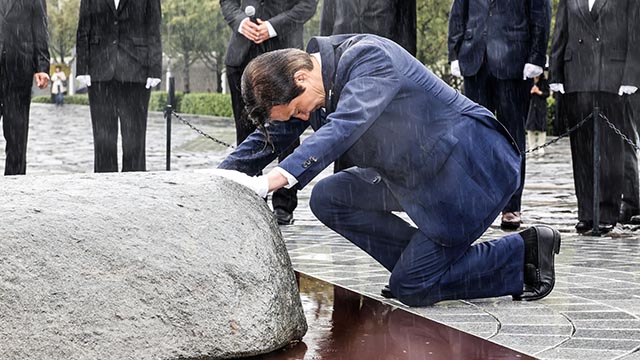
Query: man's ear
293 70 308 83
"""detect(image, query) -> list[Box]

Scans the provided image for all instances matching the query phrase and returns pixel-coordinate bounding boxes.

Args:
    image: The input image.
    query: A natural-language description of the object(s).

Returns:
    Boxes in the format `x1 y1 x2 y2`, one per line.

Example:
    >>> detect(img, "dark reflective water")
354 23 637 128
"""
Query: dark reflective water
246 273 533 360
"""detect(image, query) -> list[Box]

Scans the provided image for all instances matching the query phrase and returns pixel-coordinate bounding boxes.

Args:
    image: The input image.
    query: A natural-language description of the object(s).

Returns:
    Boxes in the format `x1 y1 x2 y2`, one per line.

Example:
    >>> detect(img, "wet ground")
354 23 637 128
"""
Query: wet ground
3 103 640 359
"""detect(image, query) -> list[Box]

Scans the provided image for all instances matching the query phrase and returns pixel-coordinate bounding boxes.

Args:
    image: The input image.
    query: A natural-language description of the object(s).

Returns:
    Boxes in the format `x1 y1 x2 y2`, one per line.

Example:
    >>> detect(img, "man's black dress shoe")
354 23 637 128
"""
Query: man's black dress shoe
273 208 294 225
575 220 614 234
513 225 561 301
381 285 395 299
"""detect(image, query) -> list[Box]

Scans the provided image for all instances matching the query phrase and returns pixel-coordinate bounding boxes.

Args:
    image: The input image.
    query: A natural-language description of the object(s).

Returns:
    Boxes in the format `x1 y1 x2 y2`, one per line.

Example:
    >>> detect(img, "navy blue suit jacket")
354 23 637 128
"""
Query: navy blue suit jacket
220 35 521 246
448 0 551 79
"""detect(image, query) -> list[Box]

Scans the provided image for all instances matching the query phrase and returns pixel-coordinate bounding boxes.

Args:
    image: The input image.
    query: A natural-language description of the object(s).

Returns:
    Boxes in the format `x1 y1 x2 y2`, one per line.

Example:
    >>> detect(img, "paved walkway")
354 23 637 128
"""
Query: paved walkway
4 103 640 360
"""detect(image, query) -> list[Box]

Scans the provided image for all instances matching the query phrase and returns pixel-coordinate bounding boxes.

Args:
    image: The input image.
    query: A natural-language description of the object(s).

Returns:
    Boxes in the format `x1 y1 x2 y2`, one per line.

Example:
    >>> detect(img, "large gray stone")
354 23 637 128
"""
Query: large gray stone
0 171 307 359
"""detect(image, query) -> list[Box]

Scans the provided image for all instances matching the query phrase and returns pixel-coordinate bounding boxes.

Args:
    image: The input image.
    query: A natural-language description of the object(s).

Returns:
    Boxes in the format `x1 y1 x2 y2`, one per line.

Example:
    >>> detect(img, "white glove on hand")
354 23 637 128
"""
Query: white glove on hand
76 75 91 87
618 85 639 96
549 83 565 94
523 63 543 80
210 169 269 198
146 78 161 89
450 60 462 78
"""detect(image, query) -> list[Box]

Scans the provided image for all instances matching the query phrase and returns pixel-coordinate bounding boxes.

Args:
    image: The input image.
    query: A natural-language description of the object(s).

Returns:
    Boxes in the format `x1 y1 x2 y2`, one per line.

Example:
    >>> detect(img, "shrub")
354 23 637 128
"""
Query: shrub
180 93 233 118
149 91 184 112
32 94 89 105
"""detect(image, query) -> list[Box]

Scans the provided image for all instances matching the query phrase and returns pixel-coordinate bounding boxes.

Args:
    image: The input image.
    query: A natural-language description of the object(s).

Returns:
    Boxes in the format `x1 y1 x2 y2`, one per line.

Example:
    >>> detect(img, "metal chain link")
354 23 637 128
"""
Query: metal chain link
601 113 640 152
524 113 592 154
170 109 236 149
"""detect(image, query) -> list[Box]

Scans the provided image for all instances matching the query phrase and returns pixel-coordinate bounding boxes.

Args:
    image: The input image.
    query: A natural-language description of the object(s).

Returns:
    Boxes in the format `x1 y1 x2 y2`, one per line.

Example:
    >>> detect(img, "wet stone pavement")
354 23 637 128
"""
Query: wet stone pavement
4 103 640 360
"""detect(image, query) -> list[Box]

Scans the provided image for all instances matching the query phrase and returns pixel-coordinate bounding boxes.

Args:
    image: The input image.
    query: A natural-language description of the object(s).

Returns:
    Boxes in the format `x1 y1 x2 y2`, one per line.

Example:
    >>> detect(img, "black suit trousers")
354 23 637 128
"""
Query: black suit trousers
463 63 531 213
0 58 31 175
88 81 149 173
565 92 626 224
226 55 299 214
621 93 640 215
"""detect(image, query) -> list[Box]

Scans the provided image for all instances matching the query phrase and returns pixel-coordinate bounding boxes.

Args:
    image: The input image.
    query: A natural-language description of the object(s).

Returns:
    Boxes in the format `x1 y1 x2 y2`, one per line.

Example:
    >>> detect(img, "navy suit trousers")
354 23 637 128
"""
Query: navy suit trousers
310 170 525 306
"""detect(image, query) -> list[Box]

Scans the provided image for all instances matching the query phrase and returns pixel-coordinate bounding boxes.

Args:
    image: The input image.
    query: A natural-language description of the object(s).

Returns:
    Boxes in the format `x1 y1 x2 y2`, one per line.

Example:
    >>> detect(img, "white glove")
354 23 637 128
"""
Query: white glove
523 63 543 80
146 78 161 89
76 75 91 87
549 83 565 94
450 60 462 78
209 169 269 198
618 85 639 96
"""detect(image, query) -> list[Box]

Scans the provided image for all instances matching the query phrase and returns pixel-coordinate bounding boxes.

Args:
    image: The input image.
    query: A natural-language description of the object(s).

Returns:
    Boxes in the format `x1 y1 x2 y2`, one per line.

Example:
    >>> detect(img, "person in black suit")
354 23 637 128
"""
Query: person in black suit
76 0 162 173
220 0 317 225
448 0 551 230
549 0 640 234
320 0 416 56
0 0 50 175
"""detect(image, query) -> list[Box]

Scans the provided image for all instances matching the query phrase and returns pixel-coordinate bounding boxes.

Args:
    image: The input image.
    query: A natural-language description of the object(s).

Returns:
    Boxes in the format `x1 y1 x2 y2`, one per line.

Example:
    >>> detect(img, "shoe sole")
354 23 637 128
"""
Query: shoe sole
513 226 561 301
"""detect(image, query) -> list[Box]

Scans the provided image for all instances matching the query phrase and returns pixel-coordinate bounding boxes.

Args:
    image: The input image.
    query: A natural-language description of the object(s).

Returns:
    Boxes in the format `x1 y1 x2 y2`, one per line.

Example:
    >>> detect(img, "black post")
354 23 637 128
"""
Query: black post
592 107 601 236
165 76 175 171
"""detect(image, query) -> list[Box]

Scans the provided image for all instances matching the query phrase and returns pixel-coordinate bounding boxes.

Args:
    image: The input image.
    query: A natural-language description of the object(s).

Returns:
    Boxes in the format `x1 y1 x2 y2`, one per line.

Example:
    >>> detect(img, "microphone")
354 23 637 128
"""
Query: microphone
244 5 257 24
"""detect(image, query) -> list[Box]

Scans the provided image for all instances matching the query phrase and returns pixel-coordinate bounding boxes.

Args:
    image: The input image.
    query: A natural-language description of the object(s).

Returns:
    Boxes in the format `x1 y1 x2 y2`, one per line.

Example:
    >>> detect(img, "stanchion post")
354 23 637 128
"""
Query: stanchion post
165 76 175 171
592 107 601 236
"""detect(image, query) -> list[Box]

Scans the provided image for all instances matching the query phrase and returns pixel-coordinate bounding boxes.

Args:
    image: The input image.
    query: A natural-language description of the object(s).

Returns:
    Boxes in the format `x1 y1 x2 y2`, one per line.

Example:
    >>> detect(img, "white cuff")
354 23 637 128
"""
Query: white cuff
274 167 297 189
265 21 277 38
237 17 249 34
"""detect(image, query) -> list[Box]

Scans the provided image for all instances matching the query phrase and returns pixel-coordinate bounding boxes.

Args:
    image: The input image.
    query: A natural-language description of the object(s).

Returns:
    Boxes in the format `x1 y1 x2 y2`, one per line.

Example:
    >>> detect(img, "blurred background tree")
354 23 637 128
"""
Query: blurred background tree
47 0 80 65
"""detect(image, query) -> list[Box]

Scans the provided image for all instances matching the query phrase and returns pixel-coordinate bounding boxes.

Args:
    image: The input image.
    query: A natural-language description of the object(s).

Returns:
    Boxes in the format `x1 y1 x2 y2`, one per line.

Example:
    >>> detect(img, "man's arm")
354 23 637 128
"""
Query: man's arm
447 0 468 63
146 0 163 79
548 0 568 86
32 0 50 75
220 0 246 31
527 0 551 67
319 0 335 36
76 0 90 75
622 0 640 88
218 118 309 176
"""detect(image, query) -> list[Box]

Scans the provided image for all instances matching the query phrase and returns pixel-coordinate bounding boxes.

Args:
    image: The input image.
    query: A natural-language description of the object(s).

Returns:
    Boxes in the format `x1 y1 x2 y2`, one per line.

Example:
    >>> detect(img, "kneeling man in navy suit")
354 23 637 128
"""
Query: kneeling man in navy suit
215 35 560 306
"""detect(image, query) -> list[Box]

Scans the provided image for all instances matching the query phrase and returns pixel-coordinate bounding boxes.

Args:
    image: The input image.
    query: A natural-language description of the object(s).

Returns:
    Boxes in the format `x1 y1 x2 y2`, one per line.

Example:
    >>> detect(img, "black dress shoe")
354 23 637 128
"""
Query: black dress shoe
575 220 592 234
273 208 294 225
381 285 395 299
513 225 561 301
575 221 615 235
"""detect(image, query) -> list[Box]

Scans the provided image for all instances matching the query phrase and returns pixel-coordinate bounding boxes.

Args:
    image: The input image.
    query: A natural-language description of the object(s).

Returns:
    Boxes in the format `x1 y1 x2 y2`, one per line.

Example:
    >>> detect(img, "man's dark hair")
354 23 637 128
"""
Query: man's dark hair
241 48 314 128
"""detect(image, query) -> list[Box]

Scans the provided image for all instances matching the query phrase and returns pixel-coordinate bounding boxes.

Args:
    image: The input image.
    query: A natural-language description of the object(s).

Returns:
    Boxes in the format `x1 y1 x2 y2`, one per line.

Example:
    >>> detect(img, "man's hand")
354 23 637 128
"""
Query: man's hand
77 75 92 87
146 78 161 89
549 83 565 94
450 60 462 78
523 63 543 80
34 73 49 89
618 85 638 96
240 17 262 43
209 169 269 198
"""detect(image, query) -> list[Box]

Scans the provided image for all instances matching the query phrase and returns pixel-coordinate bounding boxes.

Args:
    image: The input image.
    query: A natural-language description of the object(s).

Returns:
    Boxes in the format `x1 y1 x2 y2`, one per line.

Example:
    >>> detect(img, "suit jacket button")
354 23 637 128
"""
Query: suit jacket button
595 37 600 42
114 21 118 25
112 40 118 45
578 39 583 44
303 160 311 168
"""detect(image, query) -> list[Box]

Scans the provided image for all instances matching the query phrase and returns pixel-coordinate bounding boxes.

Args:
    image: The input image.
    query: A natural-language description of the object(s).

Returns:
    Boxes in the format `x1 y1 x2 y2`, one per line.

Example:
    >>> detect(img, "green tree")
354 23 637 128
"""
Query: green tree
47 0 80 65
163 0 224 93
415 0 459 87
193 2 231 93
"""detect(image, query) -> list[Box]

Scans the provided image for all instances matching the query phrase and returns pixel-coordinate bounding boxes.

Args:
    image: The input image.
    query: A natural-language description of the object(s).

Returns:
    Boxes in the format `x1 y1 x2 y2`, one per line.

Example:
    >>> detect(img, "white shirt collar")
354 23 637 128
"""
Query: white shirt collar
589 0 596 11
115 0 120 9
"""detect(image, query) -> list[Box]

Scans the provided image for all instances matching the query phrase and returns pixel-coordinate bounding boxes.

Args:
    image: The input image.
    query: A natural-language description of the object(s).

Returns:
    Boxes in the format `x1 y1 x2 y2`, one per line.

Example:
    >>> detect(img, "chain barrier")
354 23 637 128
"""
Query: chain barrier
169 109 236 149
525 112 639 154
167 108 638 155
